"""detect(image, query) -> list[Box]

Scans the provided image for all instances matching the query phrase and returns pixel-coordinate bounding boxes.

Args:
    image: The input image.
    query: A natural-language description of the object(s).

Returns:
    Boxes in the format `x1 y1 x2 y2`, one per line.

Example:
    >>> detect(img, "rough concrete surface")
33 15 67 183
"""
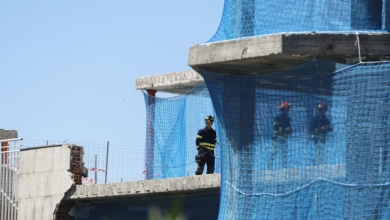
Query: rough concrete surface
71 173 220 200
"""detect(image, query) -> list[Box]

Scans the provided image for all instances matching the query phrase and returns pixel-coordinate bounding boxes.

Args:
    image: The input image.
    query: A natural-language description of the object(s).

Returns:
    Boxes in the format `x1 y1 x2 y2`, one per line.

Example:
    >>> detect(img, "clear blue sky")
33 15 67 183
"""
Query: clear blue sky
1 1 224 146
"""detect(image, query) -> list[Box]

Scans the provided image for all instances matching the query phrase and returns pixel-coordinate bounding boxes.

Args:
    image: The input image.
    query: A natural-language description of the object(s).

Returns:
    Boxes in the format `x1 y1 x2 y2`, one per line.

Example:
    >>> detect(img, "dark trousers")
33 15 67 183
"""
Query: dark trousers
195 147 215 175
268 138 288 169
312 135 327 164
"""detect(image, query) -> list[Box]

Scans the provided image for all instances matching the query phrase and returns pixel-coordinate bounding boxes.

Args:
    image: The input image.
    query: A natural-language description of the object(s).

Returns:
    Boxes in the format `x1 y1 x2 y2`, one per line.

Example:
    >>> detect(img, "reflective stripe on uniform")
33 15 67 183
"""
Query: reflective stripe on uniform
200 142 215 150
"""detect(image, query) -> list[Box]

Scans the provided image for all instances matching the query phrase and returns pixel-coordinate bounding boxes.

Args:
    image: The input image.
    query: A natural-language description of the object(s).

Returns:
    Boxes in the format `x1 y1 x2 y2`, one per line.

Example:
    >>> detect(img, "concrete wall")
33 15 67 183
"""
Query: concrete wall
18 144 74 220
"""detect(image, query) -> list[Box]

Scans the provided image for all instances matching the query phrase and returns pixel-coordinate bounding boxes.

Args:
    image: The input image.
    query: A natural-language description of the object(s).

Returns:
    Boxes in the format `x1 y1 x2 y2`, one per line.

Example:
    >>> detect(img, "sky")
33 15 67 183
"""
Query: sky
1 1 224 147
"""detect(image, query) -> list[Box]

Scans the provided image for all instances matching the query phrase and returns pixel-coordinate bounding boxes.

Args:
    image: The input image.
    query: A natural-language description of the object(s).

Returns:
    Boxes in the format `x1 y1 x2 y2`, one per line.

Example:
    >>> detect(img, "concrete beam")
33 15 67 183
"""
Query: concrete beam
70 174 220 200
135 33 390 95
188 33 390 75
0 129 18 140
135 69 204 94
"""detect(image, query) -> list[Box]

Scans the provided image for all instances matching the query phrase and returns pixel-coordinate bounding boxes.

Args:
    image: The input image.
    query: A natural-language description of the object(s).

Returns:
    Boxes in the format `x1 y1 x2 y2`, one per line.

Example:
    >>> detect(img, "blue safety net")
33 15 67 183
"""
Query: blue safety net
74 61 390 219
143 85 222 180
139 60 390 219
199 60 390 219
74 0 390 218
209 0 390 42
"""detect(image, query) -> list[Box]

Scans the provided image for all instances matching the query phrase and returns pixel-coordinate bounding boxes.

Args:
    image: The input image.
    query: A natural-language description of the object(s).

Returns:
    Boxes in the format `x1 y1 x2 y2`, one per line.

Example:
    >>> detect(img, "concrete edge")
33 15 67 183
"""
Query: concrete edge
188 32 390 67
70 174 221 200
135 69 204 93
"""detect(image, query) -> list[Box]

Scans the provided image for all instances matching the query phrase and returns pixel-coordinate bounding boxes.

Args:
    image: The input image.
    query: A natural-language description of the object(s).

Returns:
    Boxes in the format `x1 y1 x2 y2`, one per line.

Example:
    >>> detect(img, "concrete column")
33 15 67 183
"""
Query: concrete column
222 77 256 219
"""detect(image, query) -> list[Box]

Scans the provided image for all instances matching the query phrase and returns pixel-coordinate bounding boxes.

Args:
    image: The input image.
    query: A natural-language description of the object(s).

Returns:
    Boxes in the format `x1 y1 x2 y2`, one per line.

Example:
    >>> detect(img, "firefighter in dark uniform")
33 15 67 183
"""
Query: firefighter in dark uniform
195 115 217 175
268 102 292 169
309 102 333 164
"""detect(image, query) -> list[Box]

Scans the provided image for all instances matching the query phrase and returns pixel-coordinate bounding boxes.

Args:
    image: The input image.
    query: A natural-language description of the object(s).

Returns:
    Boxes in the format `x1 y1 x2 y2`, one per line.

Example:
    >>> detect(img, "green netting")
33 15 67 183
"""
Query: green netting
209 0 390 42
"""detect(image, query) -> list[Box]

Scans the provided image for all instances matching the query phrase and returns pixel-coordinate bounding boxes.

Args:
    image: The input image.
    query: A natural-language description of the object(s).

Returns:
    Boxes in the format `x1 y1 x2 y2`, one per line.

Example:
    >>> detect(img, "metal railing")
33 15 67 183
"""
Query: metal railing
20 139 146 184
0 138 22 220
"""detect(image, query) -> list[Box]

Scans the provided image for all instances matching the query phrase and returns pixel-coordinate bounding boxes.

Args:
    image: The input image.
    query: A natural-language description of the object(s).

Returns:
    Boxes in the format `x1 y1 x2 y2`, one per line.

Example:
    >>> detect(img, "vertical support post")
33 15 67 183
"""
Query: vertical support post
105 141 109 184
221 77 255 219
1 141 8 164
94 154 97 184
146 89 157 180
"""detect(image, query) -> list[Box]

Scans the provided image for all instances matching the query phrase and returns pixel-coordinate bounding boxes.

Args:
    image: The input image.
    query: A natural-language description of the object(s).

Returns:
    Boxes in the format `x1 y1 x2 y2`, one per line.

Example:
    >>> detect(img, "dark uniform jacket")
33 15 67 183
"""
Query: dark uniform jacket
196 127 217 150
309 115 331 138
273 113 292 140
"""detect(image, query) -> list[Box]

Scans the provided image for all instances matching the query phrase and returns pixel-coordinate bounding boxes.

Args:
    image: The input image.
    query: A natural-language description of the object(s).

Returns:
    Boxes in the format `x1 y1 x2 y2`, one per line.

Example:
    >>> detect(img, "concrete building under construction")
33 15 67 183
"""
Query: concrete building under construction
2 0 390 219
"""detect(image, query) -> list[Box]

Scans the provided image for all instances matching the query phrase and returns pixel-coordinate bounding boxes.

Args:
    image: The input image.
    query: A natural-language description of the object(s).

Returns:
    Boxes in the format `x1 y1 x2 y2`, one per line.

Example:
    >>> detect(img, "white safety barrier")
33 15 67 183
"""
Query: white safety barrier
0 138 22 220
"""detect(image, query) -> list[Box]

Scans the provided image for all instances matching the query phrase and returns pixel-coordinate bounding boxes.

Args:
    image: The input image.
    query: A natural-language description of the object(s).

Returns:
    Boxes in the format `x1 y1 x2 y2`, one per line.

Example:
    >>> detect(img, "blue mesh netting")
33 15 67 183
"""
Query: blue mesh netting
74 1 390 218
209 0 390 42
74 61 390 219
200 60 390 219
143 85 222 179
141 60 390 219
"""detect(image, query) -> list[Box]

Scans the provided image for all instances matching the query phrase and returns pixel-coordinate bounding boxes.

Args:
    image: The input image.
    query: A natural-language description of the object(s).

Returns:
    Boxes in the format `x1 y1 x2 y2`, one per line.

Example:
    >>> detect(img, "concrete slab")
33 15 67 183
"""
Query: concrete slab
69 190 220 220
135 33 390 95
135 69 204 94
70 174 220 200
0 129 18 140
188 32 390 75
